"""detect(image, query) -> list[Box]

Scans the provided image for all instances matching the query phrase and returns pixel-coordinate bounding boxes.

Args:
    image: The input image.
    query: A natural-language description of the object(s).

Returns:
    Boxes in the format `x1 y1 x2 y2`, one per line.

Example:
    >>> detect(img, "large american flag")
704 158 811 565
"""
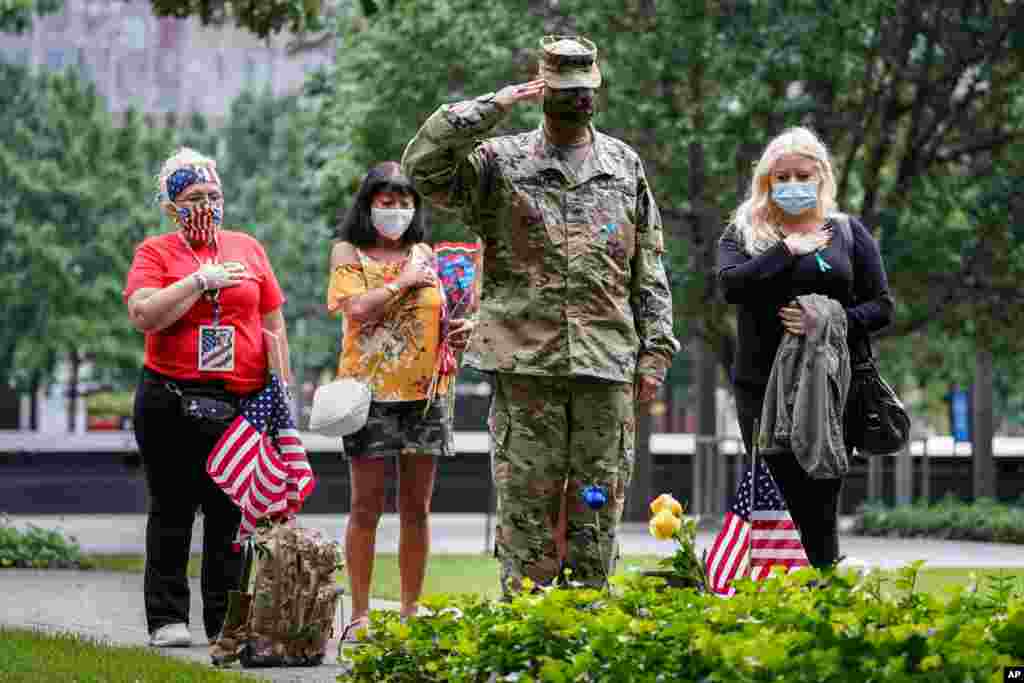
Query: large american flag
206 374 315 547
704 457 809 595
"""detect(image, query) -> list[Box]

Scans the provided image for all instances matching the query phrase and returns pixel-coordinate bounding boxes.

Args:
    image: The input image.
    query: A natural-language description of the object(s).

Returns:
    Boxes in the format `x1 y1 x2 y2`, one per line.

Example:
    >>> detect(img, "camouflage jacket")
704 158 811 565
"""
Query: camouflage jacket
402 93 679 383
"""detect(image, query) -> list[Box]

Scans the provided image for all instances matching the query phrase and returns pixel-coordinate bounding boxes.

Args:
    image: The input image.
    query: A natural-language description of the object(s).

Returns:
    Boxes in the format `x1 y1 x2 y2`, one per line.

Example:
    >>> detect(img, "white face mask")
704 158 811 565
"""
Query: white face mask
371 207 415 239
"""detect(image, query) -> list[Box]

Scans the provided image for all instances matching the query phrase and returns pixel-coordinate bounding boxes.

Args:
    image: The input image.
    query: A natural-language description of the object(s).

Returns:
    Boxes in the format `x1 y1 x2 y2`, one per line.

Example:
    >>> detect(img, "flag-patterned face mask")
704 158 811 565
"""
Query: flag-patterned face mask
165 165 224 245
176 204 223 245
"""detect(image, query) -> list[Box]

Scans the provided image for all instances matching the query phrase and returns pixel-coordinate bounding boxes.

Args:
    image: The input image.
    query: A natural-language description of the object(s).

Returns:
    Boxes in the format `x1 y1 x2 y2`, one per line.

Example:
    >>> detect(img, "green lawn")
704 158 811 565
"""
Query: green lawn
0 627 265 683
84 553 1024 602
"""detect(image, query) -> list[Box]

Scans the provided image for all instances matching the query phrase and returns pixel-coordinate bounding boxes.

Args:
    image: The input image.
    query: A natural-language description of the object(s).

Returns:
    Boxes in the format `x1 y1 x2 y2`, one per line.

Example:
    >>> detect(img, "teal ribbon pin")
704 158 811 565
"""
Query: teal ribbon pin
816 252 832 272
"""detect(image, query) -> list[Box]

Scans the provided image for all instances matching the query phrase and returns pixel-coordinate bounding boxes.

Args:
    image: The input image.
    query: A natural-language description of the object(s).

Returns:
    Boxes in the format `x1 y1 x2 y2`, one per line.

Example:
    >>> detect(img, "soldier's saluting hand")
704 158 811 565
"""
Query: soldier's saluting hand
493 79 546 109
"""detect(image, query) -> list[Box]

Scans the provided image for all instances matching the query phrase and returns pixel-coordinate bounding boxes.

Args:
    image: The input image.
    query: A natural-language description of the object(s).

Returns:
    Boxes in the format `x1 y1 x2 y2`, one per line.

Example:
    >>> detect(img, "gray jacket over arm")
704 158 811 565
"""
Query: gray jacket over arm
758 294 851 479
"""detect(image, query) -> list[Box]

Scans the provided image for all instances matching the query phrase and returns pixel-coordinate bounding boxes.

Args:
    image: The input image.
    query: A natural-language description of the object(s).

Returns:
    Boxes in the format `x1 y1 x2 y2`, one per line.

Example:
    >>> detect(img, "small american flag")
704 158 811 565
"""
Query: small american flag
206 374 314 547
704 457 809 595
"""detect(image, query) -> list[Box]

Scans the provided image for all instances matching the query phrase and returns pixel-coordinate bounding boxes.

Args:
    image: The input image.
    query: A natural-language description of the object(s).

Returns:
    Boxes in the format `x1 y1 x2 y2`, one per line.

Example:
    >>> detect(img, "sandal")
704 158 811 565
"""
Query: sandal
339 616 371 645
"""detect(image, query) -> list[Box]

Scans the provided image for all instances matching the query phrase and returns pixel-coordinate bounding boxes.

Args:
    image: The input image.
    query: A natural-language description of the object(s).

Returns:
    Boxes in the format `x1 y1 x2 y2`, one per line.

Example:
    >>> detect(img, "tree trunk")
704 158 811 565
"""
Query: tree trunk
67 349 80 433
626 399 654 522
696 339 720 515
687 134 721 516
972 346 995 499
29 370 40 431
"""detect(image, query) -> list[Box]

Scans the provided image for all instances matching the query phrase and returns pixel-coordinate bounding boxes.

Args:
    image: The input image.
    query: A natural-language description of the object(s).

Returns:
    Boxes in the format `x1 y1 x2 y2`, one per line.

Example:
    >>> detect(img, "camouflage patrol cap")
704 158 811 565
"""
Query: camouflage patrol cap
539 35 602 89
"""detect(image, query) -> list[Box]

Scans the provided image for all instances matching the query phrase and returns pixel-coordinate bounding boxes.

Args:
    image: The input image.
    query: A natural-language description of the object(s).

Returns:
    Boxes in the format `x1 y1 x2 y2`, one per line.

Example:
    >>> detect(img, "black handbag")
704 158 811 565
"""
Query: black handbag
832 213 910 455
844 357 910 455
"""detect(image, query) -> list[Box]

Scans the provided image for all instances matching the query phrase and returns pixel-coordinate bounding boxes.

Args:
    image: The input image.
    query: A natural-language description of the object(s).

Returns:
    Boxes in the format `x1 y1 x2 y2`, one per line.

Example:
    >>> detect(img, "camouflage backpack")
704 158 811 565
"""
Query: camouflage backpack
211 522 343 668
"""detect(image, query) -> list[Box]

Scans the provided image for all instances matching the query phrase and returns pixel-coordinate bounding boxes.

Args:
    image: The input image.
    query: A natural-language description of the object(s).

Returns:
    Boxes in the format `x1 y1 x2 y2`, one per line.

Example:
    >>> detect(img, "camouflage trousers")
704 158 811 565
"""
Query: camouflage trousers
489 373 635 596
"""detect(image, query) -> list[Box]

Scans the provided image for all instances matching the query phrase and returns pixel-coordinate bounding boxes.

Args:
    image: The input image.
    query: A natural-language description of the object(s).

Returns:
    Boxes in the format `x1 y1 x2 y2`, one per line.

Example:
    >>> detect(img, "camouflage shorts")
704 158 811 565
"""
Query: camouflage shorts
341 398 452 459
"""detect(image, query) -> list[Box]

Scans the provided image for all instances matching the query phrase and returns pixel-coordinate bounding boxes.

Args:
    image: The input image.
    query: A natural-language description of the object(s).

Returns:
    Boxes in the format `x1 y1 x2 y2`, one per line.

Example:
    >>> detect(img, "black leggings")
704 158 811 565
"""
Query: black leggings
734 382 843 569
133 367 244 638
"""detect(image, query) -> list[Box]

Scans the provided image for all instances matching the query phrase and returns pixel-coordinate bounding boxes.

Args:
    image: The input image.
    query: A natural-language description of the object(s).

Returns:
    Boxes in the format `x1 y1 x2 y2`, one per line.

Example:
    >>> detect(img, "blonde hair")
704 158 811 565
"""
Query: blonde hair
156 147 220 215
731 127 838 255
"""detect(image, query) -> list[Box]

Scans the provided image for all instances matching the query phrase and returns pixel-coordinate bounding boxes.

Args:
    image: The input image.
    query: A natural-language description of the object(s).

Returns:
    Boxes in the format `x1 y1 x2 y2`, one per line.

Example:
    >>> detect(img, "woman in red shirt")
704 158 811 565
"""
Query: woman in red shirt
123 147 291 648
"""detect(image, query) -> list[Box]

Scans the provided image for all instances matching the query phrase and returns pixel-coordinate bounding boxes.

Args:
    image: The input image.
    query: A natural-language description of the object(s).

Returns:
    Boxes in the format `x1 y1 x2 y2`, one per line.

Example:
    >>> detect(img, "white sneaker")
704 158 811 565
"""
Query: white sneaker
149 622 192 648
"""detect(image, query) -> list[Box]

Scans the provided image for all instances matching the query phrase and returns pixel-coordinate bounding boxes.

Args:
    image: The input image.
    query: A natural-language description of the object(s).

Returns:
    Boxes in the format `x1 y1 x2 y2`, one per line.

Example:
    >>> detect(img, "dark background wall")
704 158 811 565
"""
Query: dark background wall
3 449 1022 517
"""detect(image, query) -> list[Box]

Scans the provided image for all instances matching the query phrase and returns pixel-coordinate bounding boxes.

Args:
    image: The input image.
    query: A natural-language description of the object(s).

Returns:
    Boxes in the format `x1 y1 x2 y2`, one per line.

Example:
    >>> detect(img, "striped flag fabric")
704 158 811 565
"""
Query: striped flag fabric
704 457 809 595
206 374 315 547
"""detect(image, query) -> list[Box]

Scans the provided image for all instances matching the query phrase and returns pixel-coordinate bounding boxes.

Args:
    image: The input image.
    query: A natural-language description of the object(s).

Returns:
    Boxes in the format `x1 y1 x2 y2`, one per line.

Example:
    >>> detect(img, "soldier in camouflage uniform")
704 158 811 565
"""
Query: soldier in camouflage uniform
402 36 679 595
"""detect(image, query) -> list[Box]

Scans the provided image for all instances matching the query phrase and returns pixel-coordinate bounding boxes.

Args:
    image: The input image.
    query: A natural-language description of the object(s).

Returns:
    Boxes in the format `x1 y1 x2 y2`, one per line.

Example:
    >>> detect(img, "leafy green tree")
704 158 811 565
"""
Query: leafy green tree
213 88 341 400
308 0 544 235
311 0 1023 371
0 63 165 425
149 0 331 40
0 0 61 34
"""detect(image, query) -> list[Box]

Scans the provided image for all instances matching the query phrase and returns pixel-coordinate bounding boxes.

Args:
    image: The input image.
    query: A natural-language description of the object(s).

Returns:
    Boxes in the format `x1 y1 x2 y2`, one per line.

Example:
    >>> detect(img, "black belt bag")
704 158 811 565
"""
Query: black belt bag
151 376 237 424
178 390 237 423
142 368 241 425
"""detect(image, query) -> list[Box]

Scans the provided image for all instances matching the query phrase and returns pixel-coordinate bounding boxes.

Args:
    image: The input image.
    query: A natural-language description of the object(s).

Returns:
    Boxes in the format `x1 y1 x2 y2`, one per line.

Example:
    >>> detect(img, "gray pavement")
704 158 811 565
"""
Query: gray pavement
0 568 392 682
2 513 1023 680
9 512 1024 568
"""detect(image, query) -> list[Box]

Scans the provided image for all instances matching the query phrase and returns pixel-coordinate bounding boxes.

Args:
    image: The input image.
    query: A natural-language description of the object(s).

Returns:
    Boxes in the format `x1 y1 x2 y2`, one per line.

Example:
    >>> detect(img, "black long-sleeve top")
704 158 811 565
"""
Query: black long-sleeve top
717 215 894 388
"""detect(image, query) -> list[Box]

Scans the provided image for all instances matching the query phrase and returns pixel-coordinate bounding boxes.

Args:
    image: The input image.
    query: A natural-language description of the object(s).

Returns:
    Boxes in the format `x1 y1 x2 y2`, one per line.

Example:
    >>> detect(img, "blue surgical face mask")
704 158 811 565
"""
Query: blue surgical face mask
772 181 818 216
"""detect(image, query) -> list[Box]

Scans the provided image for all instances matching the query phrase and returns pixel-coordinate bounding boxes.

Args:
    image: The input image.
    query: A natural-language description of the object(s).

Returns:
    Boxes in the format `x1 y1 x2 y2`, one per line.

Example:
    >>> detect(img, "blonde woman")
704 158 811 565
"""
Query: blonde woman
717 127 893 568
124 147 291 647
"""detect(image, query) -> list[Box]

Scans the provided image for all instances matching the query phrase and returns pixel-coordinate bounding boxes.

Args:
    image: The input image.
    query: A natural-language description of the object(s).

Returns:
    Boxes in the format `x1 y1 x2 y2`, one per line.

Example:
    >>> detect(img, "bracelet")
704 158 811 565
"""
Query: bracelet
193 272 208 292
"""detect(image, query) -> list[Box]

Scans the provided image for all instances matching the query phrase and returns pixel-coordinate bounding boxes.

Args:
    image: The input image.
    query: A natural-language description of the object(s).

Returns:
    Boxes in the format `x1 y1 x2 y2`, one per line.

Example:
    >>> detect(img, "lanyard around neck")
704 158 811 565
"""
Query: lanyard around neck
179 233 223 323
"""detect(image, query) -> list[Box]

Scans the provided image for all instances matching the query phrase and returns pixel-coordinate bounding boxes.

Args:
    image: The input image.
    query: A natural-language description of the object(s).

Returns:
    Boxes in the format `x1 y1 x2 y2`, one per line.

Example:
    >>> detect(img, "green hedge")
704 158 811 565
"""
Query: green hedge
0 516 85 569
341 565 1024 683
854 497 1024 543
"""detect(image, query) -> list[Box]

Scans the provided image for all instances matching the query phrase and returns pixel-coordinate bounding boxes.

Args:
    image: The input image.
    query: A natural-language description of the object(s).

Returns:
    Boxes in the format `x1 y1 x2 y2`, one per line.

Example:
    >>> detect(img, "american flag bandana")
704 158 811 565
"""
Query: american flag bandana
704 457 810 595
206 374 315 548
166 165 222 201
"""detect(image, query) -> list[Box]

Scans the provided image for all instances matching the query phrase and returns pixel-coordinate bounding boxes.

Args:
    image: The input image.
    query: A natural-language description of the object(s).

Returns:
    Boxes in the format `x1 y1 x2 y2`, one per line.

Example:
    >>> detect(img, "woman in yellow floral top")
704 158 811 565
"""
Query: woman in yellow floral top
327 162 472 642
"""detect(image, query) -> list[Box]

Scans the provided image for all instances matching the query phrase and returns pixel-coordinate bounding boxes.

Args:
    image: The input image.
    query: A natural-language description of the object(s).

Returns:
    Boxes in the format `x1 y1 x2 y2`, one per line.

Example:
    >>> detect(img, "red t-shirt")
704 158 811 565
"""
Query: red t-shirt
123 230 286 394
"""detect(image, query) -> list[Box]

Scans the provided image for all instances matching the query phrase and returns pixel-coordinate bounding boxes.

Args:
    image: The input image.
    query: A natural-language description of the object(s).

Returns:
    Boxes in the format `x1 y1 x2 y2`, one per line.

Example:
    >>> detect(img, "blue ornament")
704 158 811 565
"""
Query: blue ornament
581 484 608 511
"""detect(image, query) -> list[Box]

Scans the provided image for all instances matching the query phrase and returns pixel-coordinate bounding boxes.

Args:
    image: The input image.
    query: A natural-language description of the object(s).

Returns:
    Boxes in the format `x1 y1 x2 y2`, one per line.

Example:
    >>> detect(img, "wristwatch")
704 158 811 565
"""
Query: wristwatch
193 272 208 292
384 282 401 298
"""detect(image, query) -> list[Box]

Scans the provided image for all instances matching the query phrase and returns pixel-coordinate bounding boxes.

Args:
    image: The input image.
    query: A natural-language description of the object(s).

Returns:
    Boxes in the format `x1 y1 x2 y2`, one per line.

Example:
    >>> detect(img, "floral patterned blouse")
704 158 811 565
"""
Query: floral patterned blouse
327 244 448 402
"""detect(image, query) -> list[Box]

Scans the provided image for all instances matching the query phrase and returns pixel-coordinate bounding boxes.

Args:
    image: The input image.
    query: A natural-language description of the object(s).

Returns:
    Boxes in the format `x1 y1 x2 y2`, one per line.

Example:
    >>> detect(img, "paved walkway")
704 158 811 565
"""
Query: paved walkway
0 568 389 682
3 513 1023 680
9 512 1024 568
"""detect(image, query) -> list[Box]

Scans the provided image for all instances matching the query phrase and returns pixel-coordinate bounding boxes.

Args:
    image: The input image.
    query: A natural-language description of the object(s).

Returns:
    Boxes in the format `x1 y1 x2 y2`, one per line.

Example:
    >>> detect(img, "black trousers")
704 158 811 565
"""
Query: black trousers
734 382 843 570
133 368 244 638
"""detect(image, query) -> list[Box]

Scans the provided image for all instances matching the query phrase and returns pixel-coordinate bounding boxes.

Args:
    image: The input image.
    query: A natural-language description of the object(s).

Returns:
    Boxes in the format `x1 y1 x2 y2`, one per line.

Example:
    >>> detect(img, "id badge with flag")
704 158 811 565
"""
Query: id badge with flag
199 325 236 372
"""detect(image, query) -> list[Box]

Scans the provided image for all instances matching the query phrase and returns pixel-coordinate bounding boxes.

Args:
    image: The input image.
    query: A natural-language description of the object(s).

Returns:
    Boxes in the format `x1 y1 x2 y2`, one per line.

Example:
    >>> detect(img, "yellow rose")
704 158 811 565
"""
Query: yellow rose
649 509 681 541
649 493 683 518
